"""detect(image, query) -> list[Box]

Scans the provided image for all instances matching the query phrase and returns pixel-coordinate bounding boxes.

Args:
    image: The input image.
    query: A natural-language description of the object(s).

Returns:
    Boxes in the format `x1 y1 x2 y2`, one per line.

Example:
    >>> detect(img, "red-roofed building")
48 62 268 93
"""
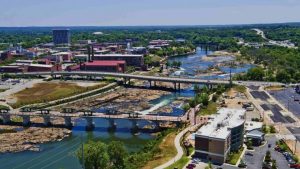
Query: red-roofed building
80 60 126 72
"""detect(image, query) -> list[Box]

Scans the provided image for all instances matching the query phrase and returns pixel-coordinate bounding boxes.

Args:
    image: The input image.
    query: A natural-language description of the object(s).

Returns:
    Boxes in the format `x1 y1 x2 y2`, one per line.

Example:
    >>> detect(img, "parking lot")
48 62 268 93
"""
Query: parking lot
268 88 300 118
250 91 270 100
261 104 295 123
243 135 291 169
287 127 300 142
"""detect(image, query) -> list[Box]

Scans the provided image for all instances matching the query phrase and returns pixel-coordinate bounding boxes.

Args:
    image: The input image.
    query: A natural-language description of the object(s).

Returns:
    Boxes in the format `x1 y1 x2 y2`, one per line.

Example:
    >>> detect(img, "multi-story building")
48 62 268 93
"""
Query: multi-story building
195 108 245 164
81 60 126 73
53 29 71 45
74 54 144 68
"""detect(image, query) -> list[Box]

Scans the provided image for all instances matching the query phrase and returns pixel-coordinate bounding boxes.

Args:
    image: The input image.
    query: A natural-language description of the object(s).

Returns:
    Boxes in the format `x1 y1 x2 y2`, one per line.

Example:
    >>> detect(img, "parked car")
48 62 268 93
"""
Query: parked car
268 144 272 148
186 163 196 169
290 163 300 169
245 152 254 156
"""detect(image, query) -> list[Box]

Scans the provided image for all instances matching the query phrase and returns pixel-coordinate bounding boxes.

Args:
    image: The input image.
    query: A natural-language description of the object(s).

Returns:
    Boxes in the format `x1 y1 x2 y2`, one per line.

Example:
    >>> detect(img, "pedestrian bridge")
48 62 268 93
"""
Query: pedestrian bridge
0 108 187 131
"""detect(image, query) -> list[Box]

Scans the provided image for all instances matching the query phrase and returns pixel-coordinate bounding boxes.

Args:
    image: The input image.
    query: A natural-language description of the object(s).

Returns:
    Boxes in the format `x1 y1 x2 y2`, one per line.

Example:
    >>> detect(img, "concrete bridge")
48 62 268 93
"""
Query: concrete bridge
0 108 187 131
9 71 283 89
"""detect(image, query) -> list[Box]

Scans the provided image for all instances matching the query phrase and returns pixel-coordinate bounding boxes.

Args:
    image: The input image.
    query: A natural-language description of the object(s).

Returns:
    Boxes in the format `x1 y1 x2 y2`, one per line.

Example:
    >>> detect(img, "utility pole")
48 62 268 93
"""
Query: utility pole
229 61 233 87
295 139 298 154
81 134 85 169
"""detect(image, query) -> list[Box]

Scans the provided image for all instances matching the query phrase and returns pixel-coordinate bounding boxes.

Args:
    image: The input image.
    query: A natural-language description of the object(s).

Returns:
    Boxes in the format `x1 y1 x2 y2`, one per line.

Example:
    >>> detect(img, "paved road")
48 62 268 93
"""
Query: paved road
243 135 291 169
10 71 284 87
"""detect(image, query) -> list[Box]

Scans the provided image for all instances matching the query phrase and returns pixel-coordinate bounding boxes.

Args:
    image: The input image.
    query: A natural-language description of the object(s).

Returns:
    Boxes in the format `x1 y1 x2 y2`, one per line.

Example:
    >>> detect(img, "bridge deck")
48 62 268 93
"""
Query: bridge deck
11 71 283 86
1 111 186 122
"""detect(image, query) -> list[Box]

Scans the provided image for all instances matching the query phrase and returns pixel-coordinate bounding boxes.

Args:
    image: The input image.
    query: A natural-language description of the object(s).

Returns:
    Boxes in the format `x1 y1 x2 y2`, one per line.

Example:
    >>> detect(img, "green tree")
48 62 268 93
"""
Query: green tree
77 141 110 169
107 141 127 169
276 70 291 83
270 125 276 133
246 67 264 81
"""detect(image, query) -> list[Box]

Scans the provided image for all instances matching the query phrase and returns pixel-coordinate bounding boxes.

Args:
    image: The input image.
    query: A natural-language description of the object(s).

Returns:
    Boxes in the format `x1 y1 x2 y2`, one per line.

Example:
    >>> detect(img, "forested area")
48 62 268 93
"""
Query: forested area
235 46 300 83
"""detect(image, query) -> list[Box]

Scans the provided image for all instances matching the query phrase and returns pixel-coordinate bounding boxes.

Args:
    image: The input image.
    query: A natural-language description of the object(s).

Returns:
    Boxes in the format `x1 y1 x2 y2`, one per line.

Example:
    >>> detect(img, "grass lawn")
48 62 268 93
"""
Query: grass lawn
0 104 9 110
0 88 7 93
233 85 246 93
10 82 107 108
226 147 244 165
198 101 217 116
165 156 190 169
142 132 177 169
265 85 284 91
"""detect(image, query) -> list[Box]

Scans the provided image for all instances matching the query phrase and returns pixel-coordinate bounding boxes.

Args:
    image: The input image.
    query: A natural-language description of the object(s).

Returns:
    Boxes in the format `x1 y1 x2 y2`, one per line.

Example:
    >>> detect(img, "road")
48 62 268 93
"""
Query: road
253 28 297 49
243 135 291 169
10 71 284 87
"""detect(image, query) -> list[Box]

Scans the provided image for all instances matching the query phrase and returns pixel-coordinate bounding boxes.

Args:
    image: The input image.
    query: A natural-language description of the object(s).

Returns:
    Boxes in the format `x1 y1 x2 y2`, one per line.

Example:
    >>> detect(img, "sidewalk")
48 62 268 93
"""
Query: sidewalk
155 123 202 169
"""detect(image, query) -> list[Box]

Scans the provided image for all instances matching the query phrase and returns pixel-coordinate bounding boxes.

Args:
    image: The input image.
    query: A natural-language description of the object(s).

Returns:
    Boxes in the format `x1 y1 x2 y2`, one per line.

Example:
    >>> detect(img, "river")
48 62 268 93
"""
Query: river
0 47 253 169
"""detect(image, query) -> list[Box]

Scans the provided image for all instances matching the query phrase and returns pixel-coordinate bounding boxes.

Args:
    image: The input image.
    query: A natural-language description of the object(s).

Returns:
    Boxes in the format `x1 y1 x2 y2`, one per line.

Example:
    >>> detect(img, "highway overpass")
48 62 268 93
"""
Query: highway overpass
9 71 283 88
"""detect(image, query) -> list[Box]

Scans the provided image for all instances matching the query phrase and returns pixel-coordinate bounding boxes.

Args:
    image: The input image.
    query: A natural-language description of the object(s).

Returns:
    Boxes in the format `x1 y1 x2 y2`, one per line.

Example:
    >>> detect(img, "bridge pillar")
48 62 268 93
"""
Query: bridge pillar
22 115 31 126
153 121 161 131
108 119 117 131
85 117 94 131
178 83 181 91
131 120 139 133
64 117 72 128
43 116 51 126
174 121 181 128
148 80 152 88
1 114 11 124
174 82 177 91
154 81 157 87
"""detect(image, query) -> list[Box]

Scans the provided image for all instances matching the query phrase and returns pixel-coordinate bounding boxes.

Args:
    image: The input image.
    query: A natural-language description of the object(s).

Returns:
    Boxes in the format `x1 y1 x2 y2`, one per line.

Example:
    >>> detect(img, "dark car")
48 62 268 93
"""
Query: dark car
268 144 272 148
188 163 196 167
245 152 254 156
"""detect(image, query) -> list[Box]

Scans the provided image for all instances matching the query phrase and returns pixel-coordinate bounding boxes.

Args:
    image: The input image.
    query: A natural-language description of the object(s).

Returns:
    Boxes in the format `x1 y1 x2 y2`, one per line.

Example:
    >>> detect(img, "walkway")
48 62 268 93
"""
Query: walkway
155 123 201 169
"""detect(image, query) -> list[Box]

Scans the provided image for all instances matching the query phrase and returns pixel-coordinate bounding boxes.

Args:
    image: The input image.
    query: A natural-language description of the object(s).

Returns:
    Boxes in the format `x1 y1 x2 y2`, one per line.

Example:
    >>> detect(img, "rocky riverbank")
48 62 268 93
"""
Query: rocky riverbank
58 88 171 113
0 125 71 153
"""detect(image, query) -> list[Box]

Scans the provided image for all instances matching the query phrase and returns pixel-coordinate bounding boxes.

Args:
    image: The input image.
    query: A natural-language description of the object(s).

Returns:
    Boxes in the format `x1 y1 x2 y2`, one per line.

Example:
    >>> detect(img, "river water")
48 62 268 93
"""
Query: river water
0 48 253 169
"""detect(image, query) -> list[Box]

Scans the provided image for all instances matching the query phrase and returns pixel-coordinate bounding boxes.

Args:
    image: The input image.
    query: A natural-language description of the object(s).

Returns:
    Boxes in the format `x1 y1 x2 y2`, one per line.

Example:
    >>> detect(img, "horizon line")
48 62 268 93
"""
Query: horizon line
1 21 300 28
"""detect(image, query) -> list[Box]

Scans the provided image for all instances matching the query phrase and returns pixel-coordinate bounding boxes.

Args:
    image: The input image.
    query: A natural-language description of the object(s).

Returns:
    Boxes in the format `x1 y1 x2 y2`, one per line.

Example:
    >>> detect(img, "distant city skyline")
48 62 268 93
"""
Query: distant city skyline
1 0 300 27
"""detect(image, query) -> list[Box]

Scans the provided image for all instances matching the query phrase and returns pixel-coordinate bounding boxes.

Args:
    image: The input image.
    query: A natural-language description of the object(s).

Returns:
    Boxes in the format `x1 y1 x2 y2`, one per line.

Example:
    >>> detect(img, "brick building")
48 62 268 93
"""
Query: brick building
195 108 245 164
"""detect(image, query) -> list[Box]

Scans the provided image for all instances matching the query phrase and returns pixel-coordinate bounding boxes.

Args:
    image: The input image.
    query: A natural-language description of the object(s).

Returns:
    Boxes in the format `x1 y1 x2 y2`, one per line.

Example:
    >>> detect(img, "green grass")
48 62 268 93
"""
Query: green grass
198 101 218 116
226 147 244 165
10 82 107 108
233 85 246 93
0 88 7 93
165 156 190 169
142 132 177 169
0 105 9 110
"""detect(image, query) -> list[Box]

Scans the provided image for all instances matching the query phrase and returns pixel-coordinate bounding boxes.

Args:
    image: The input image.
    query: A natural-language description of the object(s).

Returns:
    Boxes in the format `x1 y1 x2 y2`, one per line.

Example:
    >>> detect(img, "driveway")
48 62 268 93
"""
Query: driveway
243 135 291 169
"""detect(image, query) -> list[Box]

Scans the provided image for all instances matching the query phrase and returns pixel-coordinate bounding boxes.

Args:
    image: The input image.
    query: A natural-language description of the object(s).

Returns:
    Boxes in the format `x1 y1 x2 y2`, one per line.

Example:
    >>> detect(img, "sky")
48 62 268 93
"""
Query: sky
0 0 300 26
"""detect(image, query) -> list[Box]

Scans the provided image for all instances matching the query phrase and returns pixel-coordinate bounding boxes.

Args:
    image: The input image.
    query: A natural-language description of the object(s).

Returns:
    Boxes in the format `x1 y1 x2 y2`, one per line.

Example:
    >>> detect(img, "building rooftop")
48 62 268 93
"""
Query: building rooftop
52 52 71 55
29 64 53 68
83 60 125 66
196 108 245 140
246 129 265 138
245 121 263 132
16 60 34 63
75 54 143 58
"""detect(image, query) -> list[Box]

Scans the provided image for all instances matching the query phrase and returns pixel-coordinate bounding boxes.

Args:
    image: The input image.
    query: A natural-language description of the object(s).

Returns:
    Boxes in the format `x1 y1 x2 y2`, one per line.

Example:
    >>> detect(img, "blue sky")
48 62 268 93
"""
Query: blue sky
0 0 300 26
